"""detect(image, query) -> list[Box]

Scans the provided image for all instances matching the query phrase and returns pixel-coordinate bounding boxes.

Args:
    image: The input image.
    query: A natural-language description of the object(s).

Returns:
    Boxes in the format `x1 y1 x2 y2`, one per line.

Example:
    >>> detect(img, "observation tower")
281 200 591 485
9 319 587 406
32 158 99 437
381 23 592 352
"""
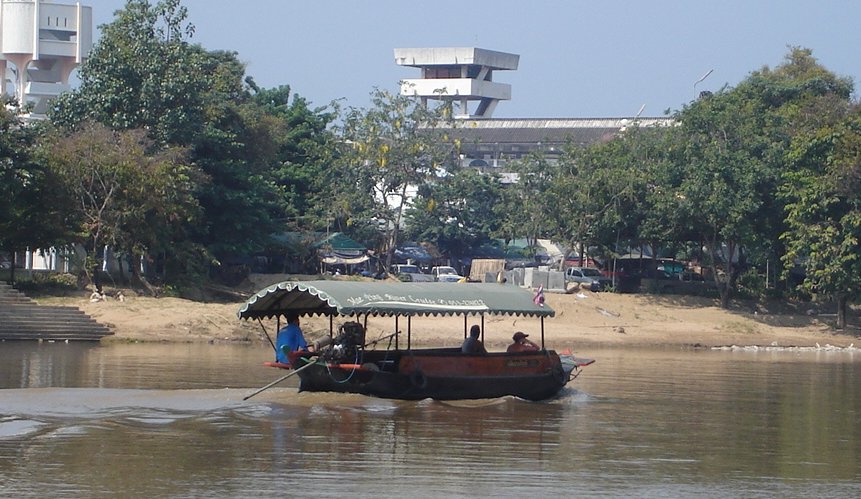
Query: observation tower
394 47 519 119
0 0 92 118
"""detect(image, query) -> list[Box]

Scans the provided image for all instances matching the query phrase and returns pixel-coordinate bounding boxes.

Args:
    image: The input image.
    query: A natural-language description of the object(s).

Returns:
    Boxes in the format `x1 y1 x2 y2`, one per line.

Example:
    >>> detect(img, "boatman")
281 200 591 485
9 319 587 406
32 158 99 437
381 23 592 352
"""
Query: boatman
275 313 313 365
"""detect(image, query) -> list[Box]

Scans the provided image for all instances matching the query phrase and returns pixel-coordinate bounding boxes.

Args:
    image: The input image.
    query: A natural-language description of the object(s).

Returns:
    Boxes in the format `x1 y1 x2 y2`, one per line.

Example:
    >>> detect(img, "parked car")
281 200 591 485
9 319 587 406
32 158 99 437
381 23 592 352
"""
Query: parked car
431 266 464 282
565 267 612 291
392 264 421 275
637 267 717 295
392 264 434 282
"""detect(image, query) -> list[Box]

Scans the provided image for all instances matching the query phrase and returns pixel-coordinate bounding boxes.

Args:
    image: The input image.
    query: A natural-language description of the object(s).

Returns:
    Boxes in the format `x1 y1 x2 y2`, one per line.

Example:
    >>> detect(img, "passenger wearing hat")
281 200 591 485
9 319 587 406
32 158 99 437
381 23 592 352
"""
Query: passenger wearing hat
507 331 540 353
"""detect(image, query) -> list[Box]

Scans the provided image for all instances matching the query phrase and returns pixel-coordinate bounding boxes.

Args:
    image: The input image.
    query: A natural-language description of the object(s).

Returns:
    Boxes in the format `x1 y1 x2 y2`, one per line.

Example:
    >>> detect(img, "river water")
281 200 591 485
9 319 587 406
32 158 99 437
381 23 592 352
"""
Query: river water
1 342 859 498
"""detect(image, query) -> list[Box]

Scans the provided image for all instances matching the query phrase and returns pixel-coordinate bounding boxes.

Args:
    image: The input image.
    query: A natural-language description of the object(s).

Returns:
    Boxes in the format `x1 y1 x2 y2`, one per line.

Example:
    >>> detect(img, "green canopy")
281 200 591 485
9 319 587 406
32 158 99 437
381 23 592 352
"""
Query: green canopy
312 232 366 251
237 280 555 319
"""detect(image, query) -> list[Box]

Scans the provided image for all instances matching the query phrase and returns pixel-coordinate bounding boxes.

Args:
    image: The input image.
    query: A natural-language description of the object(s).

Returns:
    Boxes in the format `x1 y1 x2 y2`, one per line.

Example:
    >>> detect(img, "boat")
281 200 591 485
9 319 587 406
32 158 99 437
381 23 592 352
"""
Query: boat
238 280 594 401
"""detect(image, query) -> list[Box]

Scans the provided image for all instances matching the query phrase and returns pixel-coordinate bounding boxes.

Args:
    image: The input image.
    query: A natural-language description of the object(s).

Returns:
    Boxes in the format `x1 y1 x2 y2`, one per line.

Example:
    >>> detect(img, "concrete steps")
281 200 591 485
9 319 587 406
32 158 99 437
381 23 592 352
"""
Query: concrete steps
0 283 113 341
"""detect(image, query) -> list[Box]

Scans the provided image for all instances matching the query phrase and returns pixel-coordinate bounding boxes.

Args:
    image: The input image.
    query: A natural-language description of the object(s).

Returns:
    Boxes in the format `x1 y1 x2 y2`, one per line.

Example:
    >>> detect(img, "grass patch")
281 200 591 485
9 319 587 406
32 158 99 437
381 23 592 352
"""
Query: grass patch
721 320 760 335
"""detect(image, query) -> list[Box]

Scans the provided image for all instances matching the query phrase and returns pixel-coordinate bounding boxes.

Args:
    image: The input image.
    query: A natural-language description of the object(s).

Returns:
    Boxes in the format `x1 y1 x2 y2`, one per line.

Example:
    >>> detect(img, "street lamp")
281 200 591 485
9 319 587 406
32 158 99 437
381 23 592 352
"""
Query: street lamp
693 69 714 99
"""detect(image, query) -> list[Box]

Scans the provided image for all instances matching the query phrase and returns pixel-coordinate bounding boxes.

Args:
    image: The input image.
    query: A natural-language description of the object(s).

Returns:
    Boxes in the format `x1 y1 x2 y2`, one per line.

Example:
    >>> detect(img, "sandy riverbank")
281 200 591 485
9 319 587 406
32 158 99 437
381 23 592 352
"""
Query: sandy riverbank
36 279 859 350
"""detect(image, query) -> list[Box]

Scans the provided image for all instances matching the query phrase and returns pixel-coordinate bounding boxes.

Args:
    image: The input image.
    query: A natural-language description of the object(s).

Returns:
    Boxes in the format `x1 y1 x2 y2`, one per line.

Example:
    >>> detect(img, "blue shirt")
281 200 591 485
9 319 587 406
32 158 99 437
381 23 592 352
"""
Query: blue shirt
275 322 307 363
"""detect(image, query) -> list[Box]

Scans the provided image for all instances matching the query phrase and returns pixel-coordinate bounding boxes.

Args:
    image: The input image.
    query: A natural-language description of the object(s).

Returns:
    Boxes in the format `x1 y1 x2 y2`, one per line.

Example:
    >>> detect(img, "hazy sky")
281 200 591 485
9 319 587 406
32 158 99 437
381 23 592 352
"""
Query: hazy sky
93 0 861 118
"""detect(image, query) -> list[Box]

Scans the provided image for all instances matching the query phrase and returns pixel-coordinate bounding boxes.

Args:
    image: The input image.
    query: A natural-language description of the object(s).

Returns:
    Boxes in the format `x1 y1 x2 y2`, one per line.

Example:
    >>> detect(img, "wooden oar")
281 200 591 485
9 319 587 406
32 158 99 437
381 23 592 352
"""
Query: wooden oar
243 359 316 401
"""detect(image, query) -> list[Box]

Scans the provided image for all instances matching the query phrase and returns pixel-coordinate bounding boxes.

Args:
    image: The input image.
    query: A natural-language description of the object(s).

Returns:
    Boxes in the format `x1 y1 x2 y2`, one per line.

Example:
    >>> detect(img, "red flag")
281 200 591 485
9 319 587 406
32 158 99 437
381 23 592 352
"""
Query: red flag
533 285 545 307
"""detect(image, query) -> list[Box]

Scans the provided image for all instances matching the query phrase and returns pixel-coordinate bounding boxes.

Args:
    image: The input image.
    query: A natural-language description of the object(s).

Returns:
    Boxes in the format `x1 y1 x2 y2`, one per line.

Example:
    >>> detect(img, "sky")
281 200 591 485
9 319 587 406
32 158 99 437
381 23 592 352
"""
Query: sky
92 0 861 119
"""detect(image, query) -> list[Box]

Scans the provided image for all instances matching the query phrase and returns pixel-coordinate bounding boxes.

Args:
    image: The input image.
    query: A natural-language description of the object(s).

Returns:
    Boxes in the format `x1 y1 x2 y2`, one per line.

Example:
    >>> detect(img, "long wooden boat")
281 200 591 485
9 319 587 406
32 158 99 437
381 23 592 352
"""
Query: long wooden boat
238 280 593 401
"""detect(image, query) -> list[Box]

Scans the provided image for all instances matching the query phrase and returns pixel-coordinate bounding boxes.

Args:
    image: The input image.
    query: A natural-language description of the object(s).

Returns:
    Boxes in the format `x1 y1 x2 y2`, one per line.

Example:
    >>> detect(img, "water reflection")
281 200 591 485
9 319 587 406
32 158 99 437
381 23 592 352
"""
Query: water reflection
0 387 579 497
1 342 277 389
576 349 861 486
0 343 859 497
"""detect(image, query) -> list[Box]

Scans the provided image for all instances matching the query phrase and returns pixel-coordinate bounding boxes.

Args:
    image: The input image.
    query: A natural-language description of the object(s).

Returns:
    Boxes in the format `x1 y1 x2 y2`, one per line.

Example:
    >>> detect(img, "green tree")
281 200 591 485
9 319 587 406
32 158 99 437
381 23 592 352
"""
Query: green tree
496 150 556 257
740 47 854 293
338 89 456 270
404 168 503 257
41 123 200 293
548 135 637 270
193 83 338 261
51 1 340 272
676 47 854 307
0 100 74 281
676 88 774 307
250 85 340 230
51 0 205 146
633 127 692 271
545 122 698 292
782 107 861 328
187 81 280 259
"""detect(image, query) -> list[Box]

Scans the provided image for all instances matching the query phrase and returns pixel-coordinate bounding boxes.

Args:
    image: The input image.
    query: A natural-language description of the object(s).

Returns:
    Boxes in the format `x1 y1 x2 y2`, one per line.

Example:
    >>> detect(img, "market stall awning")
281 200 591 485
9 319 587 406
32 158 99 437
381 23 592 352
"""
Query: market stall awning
237 280 555 319
314 232 368 266
320 254 369 265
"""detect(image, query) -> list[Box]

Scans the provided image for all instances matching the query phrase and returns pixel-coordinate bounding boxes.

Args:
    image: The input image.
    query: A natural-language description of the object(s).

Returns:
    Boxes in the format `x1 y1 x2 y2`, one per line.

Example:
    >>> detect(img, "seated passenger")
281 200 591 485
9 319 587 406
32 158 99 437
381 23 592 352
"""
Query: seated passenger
461 325 487 354
507 331 540 353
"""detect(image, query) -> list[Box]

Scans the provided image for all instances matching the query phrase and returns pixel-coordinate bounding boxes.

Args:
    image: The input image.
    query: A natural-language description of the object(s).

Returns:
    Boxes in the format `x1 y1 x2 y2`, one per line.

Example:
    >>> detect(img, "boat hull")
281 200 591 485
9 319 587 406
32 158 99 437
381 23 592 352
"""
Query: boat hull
293 349 570 401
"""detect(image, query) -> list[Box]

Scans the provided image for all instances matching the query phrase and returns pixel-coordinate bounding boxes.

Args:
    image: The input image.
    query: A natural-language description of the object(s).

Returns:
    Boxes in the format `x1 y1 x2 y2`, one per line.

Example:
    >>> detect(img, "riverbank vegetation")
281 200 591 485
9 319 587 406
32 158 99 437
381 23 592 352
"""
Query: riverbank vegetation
1 0 859 328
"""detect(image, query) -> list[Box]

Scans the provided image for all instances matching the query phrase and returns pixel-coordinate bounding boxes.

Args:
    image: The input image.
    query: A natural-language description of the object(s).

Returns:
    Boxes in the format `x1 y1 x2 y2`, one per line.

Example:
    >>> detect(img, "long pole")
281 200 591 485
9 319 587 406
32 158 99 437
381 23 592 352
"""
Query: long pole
693 69 714 99
258 318 276 354
243 360 316 401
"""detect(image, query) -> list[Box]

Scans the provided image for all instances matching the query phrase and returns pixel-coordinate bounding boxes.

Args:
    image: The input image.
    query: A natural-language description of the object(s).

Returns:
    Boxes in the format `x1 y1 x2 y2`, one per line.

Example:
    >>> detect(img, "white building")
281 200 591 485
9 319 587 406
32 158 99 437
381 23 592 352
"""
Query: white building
395 47 519 119
0 0 92 118
395 47 674 168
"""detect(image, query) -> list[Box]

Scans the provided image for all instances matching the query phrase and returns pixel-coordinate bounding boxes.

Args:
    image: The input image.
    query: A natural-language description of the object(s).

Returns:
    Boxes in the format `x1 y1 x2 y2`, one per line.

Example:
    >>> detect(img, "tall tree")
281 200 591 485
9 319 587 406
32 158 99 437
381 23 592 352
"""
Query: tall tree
741 47 854 291
676 88 774 307
782 106 861 328
404 168 503 257
552 125 683 274
338 89 455 270
191 81 340 260
51 1 340 271
250 85 340 230
673 48 855 308
497 150 556 257
51 0 205 146
41 123 200 293
0 99 73 281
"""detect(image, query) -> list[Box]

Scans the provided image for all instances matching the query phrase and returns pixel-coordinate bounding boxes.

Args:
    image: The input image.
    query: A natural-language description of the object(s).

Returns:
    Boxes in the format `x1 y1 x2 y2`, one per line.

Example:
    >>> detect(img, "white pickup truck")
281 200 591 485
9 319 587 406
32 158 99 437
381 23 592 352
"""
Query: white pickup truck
565 266 612 291
431 266 464 282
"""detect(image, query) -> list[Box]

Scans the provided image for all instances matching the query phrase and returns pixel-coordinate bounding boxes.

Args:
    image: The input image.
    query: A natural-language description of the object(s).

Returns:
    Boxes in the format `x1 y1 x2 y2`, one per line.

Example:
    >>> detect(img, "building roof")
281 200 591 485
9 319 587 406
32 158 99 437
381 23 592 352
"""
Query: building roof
448 117 674 147
394 47 519 70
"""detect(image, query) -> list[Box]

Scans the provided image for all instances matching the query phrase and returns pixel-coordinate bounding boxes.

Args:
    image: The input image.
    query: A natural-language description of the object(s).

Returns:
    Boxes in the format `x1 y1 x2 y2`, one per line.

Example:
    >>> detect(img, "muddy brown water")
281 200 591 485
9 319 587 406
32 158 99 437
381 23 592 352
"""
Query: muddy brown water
1 342 859 497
